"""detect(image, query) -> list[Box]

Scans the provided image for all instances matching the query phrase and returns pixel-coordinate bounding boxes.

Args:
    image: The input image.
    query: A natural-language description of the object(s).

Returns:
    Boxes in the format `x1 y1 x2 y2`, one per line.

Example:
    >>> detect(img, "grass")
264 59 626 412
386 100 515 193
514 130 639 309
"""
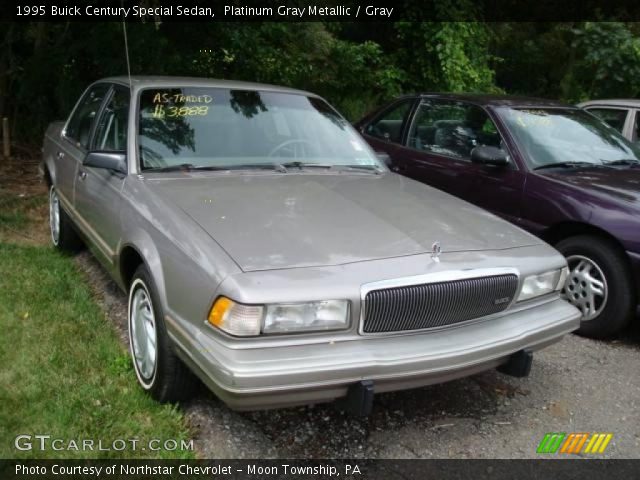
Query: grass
0 193 45 229
0 242 195 459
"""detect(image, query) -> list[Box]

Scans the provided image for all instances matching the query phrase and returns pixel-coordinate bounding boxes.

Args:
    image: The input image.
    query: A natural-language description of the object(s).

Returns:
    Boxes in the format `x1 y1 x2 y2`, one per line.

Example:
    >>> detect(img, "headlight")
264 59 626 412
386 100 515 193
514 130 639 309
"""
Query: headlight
517 267 567 302
263 300 349 334
207 297 263 336
208 297 349 336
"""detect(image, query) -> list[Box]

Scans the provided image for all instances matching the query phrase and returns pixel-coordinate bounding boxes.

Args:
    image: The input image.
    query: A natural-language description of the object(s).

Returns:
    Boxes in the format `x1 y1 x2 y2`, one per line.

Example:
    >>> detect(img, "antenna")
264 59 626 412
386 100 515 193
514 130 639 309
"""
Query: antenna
121 1 132 91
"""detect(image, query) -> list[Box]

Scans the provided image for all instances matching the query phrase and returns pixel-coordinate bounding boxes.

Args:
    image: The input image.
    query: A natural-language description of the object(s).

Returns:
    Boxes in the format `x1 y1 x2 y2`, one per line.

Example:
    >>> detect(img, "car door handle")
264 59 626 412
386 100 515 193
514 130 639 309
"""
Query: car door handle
57 151 65 160
78 170 87 181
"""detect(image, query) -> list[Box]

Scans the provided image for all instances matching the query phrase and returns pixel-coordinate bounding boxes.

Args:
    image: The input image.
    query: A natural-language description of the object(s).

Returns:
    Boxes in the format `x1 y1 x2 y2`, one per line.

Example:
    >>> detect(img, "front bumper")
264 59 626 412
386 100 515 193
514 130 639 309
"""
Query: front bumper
172 296 580 410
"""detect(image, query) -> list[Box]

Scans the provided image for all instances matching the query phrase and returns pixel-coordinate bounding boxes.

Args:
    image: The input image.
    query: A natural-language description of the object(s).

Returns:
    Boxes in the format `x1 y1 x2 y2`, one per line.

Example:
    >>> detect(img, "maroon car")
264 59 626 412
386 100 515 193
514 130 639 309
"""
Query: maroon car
357 94 640 338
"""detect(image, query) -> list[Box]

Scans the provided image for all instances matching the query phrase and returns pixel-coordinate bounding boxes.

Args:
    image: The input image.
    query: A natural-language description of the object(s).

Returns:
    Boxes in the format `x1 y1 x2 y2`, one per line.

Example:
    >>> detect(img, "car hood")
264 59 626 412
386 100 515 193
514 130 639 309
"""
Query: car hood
148 172 541 271
536 166 640 204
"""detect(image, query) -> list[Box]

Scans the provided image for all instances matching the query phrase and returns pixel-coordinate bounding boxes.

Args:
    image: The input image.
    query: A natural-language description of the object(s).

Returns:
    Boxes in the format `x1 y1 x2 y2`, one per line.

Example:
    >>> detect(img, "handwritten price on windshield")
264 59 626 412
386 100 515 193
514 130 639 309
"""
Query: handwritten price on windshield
152 105 209 118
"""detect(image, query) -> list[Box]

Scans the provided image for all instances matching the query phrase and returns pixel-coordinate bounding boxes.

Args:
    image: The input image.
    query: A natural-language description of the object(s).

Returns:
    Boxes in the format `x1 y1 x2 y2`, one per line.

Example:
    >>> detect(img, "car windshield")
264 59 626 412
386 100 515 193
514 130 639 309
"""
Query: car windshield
497 107 640 169
137 87 380 171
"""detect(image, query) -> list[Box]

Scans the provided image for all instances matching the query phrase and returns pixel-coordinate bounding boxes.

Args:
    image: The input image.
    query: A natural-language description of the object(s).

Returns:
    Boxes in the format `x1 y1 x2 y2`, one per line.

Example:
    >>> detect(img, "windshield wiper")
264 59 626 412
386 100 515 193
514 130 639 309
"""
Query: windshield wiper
145 162 382 174
145 163 231 173
278 162 383 174
229 163 288 172
602 158 640 166
279 161 334 170
337 164 383 174
533 161 597 171
144 163 202 173
144 163 284 173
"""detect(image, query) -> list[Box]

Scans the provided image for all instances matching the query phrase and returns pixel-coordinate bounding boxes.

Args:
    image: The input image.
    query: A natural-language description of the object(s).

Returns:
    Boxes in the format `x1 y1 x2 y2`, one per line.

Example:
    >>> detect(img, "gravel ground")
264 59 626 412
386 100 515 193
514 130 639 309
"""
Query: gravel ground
74 251 640 460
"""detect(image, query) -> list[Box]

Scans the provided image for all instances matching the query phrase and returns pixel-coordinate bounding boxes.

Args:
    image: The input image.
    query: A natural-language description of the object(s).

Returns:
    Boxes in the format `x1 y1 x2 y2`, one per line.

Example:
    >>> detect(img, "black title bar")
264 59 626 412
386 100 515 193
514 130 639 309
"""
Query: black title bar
4 0 640 22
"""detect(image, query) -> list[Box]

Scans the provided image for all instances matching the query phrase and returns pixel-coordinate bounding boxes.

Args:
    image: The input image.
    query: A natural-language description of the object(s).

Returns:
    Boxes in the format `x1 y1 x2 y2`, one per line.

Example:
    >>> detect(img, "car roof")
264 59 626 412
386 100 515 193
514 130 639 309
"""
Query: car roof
397 92 573 108
99 75 318 97
577 98 640 108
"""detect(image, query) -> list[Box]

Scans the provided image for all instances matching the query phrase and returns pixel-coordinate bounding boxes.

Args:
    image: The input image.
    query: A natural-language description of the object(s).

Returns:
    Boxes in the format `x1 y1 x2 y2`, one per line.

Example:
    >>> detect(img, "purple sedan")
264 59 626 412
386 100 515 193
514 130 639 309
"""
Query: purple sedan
357 94 639 338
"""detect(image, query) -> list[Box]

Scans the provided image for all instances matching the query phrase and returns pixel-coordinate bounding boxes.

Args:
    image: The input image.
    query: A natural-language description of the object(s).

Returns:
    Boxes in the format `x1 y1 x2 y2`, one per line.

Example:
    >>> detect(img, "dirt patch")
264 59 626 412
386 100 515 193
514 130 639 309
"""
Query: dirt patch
0 155 50 246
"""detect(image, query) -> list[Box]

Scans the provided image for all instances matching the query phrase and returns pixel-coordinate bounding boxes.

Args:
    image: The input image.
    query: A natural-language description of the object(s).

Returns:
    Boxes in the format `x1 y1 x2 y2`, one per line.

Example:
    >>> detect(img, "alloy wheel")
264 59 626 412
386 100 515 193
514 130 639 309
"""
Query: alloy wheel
562 255 608 321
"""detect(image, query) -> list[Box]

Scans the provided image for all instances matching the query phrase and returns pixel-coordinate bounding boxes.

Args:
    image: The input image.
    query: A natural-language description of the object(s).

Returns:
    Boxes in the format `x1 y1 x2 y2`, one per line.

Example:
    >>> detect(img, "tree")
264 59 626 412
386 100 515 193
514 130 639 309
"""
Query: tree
563 22 640 101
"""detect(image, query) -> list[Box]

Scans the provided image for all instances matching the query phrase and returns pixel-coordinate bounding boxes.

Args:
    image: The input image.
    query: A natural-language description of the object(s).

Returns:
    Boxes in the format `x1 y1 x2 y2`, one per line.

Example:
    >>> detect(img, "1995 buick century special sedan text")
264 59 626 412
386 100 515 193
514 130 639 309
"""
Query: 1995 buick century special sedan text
41 77 581 414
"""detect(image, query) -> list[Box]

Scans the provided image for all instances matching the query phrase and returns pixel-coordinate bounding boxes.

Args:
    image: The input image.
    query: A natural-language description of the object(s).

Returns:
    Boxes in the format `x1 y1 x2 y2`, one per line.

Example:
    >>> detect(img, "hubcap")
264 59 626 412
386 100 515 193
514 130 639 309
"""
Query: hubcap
49 188 60 245
562 255 608 321
129 283 157 385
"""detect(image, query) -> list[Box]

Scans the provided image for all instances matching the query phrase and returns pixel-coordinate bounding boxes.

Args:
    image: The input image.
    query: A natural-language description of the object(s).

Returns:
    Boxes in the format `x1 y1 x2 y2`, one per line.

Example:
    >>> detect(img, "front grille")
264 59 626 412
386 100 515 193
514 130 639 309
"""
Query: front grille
362 274 518 333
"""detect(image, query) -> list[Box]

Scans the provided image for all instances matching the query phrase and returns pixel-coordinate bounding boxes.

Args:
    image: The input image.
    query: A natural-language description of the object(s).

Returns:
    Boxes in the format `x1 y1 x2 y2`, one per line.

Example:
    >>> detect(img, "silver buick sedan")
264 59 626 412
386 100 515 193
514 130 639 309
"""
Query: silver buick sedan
42 77 580 414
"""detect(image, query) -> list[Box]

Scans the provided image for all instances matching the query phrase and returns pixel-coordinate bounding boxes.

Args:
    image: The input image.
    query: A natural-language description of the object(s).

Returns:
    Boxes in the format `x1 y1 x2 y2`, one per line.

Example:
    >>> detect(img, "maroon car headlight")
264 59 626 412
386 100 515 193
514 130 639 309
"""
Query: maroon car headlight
517 267 567 302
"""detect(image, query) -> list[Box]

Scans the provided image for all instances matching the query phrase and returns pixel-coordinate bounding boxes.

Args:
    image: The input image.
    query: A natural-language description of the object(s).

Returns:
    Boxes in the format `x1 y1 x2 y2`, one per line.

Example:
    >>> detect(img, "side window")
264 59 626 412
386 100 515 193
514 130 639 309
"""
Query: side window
65 84 109 149
366 100 413 143
586 108 628 133
408 100 503 161
633 111 640 142
93 88 130 152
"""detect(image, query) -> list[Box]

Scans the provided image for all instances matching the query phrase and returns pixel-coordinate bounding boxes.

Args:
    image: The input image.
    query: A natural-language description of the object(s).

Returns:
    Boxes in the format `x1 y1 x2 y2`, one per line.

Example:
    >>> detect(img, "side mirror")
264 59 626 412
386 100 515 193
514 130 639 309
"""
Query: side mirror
470 146 509 167
376 151 393 168
84 151 127 174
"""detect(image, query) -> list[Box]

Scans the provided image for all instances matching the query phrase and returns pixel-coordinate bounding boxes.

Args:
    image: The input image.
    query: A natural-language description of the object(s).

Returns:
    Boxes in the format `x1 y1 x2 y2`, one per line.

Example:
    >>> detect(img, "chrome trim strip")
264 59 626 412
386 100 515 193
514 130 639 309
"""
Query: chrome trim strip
56 190 115 260
165 314 192 343
359 267 520 336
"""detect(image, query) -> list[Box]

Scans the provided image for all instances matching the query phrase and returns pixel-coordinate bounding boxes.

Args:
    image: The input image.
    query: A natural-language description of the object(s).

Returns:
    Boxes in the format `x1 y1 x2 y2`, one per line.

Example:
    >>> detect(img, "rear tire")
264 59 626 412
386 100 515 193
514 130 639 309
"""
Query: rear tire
49 186 82 252
555 235 634 338
128 264 196 402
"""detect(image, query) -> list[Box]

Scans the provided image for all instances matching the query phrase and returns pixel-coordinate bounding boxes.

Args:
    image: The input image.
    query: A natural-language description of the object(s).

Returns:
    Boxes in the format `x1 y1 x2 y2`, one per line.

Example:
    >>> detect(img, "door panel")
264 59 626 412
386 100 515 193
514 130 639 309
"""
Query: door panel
55 140 82 204
464 164 525 224
75 168 125 260
74 86 129 261
396 144 474 199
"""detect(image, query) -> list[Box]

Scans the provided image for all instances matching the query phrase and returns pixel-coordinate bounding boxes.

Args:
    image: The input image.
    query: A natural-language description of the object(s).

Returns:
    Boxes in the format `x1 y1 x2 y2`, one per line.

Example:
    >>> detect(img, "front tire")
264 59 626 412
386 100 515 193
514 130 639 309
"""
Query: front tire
128 264 196 402
556 235 634 338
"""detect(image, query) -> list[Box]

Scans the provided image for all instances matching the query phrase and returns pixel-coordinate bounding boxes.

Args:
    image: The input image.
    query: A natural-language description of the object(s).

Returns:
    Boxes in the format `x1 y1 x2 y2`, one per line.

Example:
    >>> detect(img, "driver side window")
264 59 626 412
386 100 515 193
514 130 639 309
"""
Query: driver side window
408 100 504 161
65 84 109 149
366 99 413 144
93 88 130 152
586 107 628 134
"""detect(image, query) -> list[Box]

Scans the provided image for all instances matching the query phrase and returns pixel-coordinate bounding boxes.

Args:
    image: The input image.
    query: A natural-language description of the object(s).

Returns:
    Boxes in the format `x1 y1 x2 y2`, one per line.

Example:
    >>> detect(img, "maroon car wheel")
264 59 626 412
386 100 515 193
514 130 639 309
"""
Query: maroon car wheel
556 235 635 338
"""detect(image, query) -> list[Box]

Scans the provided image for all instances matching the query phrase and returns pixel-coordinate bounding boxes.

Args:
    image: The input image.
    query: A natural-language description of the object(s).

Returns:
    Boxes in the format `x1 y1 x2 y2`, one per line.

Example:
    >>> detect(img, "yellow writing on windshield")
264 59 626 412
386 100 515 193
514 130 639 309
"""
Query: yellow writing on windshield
151 92 212 118
152 92 213 104
514 110 553 128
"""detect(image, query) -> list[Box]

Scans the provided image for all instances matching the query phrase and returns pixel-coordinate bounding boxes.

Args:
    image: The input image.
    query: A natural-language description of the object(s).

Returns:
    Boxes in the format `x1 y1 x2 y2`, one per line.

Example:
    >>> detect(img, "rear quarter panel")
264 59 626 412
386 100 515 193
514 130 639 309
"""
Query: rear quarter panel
42 121 66 184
